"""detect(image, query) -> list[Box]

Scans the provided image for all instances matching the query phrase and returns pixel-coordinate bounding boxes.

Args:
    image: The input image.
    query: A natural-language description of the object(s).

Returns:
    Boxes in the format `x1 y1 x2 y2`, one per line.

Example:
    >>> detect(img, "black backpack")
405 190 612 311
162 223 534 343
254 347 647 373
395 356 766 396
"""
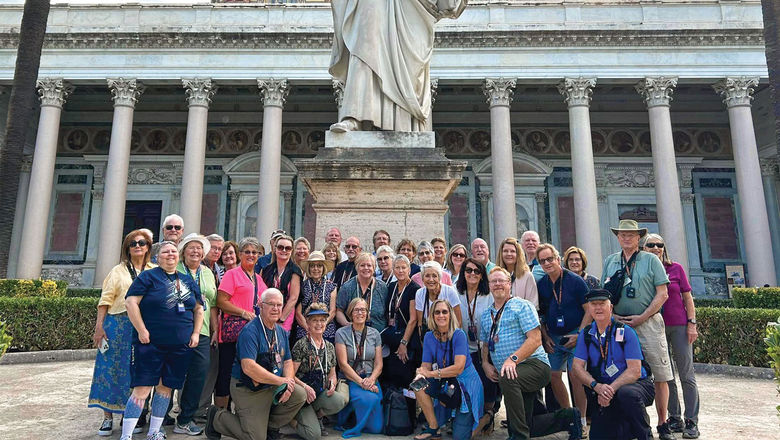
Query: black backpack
382 387 413 436
583 321 653 381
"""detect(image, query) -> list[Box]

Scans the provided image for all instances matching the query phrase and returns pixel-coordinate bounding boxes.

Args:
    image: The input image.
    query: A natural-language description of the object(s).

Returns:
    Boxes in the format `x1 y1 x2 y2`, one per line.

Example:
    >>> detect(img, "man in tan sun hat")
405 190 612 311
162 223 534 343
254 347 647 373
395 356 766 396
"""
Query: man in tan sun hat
601 219 676 440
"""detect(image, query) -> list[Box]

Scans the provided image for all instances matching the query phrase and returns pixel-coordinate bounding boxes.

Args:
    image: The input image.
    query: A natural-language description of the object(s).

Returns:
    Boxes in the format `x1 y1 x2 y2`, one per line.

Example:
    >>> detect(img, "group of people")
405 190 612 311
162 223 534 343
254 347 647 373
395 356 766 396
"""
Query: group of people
87 216 701 440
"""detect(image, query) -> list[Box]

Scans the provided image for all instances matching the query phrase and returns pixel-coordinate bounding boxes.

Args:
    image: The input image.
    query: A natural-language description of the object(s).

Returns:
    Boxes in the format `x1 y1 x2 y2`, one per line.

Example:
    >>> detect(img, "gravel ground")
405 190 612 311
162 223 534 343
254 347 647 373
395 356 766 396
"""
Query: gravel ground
0 360 777 440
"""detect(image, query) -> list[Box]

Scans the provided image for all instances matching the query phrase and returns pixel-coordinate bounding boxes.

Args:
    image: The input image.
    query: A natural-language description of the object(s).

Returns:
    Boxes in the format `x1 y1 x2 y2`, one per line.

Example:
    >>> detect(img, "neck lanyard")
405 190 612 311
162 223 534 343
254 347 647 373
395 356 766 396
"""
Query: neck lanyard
261 323 278 355
552 271 565 305
309 336 327 381
467 290 479 326
597 322 613 366
436 337 452 368
165 271 182 301
356 278 375 312
190 266 201 286
341 263 356 286
489 301 508 342
350 325 367 366
622 251 638 278
388 283 404 322
308 279 326 304
424 287 440 319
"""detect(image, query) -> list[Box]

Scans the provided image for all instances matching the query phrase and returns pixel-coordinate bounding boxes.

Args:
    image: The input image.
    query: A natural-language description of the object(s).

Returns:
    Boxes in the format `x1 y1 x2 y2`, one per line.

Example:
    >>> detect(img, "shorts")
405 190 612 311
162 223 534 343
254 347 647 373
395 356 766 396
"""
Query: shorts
633 314 673 382
548 336 576 372
131 341 193 389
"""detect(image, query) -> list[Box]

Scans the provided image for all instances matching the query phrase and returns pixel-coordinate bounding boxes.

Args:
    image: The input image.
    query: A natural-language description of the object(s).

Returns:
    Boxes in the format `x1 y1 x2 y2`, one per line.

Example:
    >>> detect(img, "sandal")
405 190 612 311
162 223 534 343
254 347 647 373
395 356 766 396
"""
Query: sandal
477 410 495 436
414 426 441 440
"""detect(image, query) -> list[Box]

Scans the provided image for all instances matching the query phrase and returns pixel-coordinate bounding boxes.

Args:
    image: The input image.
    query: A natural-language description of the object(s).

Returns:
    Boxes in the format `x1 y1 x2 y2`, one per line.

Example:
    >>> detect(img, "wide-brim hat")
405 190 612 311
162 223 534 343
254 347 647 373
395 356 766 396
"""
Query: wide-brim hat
610 219 648 238
178 233 211 255
299 251 334 274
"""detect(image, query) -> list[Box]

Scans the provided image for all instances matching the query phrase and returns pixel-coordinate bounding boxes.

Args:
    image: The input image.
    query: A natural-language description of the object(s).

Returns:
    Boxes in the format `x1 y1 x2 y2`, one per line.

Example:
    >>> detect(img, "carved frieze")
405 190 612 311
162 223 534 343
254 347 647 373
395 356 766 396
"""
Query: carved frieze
605 168 656 188
128 168 176 185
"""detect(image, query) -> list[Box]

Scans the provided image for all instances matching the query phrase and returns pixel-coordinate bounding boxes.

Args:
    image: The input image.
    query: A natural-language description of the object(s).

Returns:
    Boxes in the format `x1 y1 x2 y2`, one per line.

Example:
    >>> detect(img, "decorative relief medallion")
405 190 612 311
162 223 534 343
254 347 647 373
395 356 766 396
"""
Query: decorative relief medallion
469 130 491 153
609 131 635 154
307 130 325 151
93 130 111 152
554 131 571 154
66 129 89 151
282 130 302 152
227 129 250 152
673 131 693 154
591 131 607 154
147 130 169 151
173 130 187 152
253 130 263 150
638 132 652 154
443 130 465 154
207 130 223 151
128 167 176 185
525 130 551 154
697 131 721 153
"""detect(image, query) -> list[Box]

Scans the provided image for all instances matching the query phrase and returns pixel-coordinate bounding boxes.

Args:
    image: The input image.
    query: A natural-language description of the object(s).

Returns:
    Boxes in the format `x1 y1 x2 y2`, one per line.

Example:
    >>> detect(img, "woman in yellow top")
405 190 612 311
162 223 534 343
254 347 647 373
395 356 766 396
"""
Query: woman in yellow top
88 229 155 437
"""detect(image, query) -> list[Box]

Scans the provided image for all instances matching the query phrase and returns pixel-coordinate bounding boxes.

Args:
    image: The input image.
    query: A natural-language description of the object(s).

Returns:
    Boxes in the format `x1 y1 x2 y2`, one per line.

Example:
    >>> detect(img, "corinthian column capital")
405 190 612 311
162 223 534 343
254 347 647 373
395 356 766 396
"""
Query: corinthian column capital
258 79 289 108
182 78 216 108
483 78 516 107
558 77 597 107
37 78 74 108
713 77 759 108
635 77 678 108
107 78 145 108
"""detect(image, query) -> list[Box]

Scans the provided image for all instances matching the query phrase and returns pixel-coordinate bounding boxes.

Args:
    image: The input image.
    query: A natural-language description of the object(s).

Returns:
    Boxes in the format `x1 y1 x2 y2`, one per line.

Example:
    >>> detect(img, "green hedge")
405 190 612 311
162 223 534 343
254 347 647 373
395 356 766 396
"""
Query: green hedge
0 297 97 351
0 279 68 298
694 298 734 308
65 288 102 298
733 287 780 309
695 307 780 367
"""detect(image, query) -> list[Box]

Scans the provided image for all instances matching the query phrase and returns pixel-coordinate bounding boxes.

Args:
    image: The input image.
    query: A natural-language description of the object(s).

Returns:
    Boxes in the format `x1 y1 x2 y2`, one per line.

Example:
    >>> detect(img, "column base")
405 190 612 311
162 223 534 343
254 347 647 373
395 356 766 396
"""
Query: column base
295 131 466 249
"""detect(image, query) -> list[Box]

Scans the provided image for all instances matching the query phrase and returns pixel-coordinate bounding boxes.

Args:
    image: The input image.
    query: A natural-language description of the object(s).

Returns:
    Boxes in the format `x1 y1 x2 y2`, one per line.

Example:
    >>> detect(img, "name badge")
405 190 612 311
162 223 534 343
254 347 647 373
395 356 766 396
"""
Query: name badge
623 276 632 287
556 316 565 328
605 363 619 377
615 327 625 342
389 318 395 327
177 302 185 313
467 325 477 342
275 353 282 364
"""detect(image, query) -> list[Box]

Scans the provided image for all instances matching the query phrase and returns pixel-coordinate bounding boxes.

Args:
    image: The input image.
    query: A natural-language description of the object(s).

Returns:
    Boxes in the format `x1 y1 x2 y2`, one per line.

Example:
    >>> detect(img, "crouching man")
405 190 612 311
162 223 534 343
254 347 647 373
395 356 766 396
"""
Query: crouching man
572 289 655 440
206 289 308 440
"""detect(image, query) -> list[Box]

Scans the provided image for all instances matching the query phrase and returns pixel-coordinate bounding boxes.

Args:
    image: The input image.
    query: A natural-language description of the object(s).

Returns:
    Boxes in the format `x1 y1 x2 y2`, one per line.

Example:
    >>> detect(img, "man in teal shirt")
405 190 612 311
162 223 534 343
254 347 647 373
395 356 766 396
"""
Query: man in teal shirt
601 219 674 440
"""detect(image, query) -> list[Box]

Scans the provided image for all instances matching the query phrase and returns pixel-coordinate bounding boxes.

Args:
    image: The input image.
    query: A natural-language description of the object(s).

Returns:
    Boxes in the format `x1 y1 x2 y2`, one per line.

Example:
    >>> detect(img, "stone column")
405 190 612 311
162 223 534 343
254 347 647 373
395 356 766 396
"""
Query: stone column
714 77 777 286
7 155 32 278
180 78 216 235
484 78 518 242
426 78 439 131
256 79 289 241
93 78 144 286
535 193 548 243
479 192 492 246
228 190 240 240
761 158 780 284
636 77 689 274
282 190 294 234
17 79 73 279
558 77 603 277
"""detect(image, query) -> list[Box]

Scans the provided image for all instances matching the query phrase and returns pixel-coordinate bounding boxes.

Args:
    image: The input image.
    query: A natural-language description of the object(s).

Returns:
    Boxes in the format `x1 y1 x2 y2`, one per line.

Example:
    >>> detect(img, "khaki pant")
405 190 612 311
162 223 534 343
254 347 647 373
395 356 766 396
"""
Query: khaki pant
213 378 307 440
295 381 350 440
633 313 674 382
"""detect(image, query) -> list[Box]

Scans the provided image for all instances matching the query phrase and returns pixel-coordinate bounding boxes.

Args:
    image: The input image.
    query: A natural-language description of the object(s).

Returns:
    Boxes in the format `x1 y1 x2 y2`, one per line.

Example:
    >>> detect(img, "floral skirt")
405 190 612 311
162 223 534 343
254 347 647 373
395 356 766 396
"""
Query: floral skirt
87 313 133 413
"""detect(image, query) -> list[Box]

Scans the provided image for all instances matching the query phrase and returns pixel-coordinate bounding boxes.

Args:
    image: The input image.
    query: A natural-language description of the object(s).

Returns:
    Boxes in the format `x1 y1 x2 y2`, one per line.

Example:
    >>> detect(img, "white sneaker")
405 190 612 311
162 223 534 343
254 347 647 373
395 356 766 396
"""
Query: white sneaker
146 431 167 440
174 421 204 436
98 419 113 436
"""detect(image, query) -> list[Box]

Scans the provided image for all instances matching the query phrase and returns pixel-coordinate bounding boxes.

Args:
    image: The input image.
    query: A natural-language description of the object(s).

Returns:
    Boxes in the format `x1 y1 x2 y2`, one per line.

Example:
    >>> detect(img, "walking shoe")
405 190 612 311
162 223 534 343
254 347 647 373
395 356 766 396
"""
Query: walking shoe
319 417 329 437
120 436 133 440
98 418 113 436
146 431 167 440
682 419 700 439
174 421 204 436
205 406 222 440
667 417 684 433
163 416 176 426
562 408 582 440
657 422 677 440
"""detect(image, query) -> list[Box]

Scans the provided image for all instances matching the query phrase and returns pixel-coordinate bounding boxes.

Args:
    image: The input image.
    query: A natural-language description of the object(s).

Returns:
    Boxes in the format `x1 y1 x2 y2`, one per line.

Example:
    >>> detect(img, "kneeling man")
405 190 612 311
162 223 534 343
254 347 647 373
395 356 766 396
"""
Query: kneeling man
206 289 308 440
572 289 655 440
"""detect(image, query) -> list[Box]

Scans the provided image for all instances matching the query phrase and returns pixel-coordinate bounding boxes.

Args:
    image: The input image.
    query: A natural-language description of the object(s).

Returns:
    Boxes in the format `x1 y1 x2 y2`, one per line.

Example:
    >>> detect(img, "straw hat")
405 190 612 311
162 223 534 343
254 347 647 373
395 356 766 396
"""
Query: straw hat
610 219 648 238
178 233 211 255
299 251 334 274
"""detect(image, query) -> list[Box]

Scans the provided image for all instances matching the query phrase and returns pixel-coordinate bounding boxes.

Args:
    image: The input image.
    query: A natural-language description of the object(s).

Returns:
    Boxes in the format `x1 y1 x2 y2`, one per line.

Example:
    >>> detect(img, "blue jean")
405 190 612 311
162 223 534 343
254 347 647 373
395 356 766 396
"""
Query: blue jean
178 336 210 424
433 404 474 440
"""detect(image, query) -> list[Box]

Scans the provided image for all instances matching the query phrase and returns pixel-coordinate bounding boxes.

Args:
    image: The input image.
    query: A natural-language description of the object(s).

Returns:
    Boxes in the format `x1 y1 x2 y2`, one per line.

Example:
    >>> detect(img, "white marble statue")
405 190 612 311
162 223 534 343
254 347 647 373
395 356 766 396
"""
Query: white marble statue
329 0 468 133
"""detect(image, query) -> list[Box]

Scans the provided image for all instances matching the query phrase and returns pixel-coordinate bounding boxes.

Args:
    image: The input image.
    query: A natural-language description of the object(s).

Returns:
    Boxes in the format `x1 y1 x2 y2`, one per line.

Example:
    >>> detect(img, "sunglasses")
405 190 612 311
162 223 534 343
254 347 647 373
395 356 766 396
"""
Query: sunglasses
344 244 359 250
243 250 259 255
645 243 664 249
165 225 182 231
433 309 449 315
539 256 557 265
451 253 466 258
464 267 481 274
377 255 391 261
276 245 293 252
129 240 148 248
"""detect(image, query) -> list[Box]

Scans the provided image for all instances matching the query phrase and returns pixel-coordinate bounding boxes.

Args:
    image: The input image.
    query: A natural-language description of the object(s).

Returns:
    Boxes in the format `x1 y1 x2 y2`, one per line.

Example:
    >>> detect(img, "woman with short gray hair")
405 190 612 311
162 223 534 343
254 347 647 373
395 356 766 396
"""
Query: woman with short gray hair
414 261 462 339
412 242 453 287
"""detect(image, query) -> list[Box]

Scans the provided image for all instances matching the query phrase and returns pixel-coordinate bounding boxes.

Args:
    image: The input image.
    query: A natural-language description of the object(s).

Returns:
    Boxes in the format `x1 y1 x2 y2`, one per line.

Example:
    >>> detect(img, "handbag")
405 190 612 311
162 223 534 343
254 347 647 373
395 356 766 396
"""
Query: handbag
603 251 638 306
434 338 462 409
221 313 247 343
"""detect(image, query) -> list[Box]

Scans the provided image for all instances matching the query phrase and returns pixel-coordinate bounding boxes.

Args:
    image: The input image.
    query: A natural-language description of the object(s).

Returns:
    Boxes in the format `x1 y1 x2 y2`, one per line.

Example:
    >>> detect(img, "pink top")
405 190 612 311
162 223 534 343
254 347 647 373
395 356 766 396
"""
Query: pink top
512 271 539 310
219 267 268 317
412 270 453 288
661 262 692 327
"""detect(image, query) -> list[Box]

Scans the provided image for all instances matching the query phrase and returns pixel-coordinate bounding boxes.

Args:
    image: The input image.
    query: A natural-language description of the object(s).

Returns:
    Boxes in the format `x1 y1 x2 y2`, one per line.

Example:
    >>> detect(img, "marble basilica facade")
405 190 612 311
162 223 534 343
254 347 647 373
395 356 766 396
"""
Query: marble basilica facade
1 0 778 295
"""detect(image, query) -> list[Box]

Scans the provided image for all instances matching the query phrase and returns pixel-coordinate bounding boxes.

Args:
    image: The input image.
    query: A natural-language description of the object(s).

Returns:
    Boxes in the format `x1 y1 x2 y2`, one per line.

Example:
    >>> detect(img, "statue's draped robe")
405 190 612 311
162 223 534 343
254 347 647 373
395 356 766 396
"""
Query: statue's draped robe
330 0 467 131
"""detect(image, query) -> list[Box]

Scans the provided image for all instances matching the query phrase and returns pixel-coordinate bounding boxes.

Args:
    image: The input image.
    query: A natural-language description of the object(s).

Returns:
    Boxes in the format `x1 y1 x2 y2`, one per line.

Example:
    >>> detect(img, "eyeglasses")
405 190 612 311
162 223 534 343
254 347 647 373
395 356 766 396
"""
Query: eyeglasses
464 267 481 275
451 253 466 259
433 310 449 315
344 244 359 250
489 279 510 285
645 243 665 249
243 250 259 255
276 245 293 252
129 240 148 248
539 256 557 265
263 302 283 309
567 257 582 263
418 250 432 256
352 307 367 314
377 255 391 261
165 225 183 231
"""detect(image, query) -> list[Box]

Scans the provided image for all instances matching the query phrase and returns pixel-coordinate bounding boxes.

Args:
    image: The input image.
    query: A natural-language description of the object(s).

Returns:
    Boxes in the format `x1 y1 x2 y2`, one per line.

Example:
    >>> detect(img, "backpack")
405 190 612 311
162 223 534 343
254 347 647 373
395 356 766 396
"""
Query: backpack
583 321 653 381
382 387 413 436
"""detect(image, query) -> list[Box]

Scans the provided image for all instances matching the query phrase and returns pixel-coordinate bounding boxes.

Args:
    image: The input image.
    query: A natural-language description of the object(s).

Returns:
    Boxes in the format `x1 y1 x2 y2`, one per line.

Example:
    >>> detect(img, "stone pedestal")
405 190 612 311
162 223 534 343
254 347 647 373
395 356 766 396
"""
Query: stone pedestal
296 131 466 249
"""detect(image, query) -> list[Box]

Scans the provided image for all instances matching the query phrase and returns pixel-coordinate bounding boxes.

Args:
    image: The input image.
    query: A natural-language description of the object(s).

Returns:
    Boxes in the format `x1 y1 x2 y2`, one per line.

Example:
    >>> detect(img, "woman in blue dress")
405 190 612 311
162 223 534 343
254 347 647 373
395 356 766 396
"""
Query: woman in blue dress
413 299 484 440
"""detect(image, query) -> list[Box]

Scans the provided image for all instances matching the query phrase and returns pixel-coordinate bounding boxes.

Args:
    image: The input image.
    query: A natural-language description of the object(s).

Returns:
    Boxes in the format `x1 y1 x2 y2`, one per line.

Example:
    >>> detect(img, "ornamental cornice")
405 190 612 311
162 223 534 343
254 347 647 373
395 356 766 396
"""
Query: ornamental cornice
635 77 678 108
558 77 597 107
713 77 759 108
258 79 289 108
183 78 217 108
6 29 762 50
37 78 73 108
107 78 144 108
483 78 516 107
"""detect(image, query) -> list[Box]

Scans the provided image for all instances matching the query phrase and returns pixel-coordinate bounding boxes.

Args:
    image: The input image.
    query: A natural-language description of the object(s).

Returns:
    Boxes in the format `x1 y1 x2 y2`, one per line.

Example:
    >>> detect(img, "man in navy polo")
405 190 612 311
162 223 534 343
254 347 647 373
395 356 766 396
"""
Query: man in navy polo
572 289 655 440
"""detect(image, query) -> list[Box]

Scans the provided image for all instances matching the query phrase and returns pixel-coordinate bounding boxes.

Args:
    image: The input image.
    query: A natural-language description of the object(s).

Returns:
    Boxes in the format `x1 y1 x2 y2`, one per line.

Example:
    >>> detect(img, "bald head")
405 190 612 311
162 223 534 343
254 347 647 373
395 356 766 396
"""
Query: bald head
471 238 490 265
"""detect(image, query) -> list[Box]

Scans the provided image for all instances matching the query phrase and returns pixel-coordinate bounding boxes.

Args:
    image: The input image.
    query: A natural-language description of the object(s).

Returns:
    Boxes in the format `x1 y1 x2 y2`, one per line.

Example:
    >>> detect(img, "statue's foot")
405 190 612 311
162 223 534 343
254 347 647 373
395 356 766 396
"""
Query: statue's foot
330 118 359 133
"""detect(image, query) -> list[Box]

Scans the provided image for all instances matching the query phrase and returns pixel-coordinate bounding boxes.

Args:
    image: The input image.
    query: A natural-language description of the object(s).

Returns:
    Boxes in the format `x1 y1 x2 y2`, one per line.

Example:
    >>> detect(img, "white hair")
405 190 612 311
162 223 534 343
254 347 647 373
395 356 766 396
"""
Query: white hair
163 214 184 227
376 245 394 256
521 230 540 241
421 260 443 278
261 288 283 303
206 233 224 243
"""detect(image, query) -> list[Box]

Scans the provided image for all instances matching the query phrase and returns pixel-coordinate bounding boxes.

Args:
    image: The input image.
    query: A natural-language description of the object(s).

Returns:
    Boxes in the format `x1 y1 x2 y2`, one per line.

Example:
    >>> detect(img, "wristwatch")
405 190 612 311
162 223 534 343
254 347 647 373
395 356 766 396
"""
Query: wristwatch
400 339 408 346
510 354 519 363
687 318 697 325
590 380 598 389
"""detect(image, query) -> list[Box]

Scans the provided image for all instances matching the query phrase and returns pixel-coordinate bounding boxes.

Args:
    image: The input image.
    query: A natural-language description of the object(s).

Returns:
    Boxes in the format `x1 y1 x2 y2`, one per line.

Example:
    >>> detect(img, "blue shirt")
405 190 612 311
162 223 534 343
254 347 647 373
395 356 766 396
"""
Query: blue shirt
232 318 291 380
529 260 546 282
480 297 549 367
126 267 202 345
254 254 272 273
422 329 472 371
573 318 647 384
336 277 388 331
537 269 589 336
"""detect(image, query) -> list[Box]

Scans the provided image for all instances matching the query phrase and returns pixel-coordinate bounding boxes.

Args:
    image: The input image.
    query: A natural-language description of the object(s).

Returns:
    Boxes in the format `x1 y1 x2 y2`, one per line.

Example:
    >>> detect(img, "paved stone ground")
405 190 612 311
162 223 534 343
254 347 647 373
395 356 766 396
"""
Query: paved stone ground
0 360 778 440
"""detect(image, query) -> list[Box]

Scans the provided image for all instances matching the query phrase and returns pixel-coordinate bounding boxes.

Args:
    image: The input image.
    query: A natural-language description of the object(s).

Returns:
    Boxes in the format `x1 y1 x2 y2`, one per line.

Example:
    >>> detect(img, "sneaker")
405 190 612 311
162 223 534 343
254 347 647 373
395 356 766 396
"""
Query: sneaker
98 419 113 437
174 421 204 436
319 418 329 437
147 431 167 440
163 416 176 426
667 417 684 433
564 408 582 440
205 406 222 440
682 419 700 439
657 422 677 440
120 436 133 440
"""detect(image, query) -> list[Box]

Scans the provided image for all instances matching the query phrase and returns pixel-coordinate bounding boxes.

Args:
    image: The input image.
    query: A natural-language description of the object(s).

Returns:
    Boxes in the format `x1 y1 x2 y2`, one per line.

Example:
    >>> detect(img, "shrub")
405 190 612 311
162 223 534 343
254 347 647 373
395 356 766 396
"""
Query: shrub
694 297 733 308
0 297 97 351
695 307 780 367
0 320 11 358
0 279 68 298
733 287 780 309
65 288 102 298
765 320 780 419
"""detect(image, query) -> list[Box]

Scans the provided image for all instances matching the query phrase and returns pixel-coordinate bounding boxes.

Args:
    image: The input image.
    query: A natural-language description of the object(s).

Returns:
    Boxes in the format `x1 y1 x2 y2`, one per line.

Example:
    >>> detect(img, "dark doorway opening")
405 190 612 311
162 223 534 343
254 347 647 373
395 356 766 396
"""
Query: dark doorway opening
123 201 162 239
